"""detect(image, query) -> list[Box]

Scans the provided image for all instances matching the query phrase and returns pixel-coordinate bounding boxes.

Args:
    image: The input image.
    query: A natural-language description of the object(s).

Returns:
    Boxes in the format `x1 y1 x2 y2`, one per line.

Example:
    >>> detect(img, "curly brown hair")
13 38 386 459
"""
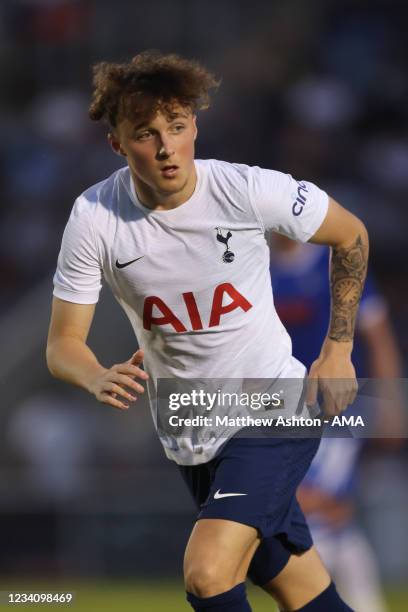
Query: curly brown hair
89 50 220 128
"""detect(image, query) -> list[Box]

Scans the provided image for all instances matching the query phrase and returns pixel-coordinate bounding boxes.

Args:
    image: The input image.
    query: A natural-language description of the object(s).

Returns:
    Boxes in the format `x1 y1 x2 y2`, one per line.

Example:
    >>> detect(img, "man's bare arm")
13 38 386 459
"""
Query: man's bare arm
47 298 101 387
305 197 369 414
328 234 368 342
46 297 148 410
310 197 369 349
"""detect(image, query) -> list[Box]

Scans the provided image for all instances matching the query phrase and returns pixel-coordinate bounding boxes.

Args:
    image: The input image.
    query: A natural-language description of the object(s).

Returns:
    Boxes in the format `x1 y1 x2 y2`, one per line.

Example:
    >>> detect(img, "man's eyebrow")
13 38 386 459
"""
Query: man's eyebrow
133 122 151 131
169 111 189 119
132 112 190 132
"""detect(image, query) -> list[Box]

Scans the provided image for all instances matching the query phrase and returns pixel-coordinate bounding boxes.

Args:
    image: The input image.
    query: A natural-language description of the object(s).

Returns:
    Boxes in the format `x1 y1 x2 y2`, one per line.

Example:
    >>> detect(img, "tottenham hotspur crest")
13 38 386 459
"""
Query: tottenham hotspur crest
216 228 235 263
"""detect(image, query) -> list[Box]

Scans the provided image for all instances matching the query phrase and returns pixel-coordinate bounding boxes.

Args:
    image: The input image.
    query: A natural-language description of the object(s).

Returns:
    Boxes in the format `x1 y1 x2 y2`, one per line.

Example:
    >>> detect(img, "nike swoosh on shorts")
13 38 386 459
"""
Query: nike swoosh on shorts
214 489 248 499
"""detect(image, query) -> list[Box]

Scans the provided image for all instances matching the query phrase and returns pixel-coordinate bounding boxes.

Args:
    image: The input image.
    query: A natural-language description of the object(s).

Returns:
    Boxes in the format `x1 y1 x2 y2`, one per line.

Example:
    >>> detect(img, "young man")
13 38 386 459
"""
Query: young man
47 51 368 611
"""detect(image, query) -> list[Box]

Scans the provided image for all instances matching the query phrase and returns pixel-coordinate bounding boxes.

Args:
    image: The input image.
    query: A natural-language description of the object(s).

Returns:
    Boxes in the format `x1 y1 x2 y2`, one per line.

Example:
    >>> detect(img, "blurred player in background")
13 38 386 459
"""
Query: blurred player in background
46 51 369 611
270 234 403 612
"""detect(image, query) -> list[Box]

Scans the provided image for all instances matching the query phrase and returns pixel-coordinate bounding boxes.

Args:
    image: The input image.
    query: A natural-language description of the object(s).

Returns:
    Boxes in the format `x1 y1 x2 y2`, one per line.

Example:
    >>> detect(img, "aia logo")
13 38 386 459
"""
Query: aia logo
143 282 252 331
216 228 235 263
292 181 309 216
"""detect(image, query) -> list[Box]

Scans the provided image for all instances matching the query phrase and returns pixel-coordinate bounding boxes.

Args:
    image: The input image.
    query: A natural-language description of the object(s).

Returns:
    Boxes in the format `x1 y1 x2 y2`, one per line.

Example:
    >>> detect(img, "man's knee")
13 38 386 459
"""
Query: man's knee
184 518 259 597
184 561 235 598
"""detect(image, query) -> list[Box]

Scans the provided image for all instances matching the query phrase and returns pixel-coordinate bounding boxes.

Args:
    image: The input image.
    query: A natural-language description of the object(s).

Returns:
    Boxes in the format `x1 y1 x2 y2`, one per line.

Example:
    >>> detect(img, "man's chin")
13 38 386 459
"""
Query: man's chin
157 176 187 194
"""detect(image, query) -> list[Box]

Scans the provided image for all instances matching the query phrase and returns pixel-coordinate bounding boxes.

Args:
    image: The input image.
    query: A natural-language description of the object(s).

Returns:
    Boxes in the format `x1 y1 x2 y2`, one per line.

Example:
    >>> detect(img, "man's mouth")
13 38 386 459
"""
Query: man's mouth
161 165 179 177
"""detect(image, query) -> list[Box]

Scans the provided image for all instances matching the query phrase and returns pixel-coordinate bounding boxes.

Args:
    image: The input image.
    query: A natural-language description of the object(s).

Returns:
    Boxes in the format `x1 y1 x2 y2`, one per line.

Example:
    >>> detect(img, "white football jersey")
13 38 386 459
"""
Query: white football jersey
53 159 328 464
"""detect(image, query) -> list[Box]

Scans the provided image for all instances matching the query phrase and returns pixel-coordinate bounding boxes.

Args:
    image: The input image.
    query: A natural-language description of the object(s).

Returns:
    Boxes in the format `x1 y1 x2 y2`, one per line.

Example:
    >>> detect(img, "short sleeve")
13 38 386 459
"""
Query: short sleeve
53 196 102 304
248 166 329 242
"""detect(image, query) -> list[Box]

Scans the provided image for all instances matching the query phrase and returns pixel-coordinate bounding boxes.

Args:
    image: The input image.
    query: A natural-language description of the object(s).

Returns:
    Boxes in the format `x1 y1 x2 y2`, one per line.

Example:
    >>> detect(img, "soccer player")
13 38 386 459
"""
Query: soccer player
46 51 368 611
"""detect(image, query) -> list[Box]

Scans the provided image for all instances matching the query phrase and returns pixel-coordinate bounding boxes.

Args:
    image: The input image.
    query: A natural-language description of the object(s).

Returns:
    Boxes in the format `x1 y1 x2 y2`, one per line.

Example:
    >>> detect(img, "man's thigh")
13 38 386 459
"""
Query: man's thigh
262 545 331 611
181 436 321 540
184 518 260 586
181 435 321 594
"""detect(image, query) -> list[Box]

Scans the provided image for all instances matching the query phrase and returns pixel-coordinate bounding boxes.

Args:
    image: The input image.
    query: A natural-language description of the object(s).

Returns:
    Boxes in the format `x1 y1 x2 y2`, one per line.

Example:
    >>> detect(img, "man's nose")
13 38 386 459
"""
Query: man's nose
156 136 174 160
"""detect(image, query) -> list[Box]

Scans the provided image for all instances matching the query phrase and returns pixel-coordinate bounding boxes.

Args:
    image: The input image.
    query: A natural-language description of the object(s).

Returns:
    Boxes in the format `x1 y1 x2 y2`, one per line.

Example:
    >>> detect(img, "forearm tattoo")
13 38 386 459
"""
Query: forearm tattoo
328 235 368 342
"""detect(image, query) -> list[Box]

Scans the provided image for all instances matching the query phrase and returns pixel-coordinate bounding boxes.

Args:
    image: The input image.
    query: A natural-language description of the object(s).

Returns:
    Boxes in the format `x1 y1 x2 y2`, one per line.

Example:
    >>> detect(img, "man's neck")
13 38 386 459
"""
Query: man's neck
131 164 197 211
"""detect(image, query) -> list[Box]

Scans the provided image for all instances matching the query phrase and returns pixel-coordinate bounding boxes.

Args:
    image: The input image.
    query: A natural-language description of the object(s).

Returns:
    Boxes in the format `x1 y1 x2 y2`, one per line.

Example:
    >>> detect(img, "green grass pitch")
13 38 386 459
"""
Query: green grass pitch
1 581 407 611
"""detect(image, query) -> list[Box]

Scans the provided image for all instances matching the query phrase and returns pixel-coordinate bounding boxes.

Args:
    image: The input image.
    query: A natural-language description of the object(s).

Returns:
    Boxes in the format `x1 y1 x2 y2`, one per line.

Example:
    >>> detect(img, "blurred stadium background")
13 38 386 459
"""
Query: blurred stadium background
0 0 407 609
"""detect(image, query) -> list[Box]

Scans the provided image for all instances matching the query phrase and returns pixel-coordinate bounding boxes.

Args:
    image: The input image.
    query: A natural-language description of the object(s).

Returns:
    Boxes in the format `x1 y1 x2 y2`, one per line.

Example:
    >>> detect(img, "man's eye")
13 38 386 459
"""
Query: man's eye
172 124 185 133
136 132 151 140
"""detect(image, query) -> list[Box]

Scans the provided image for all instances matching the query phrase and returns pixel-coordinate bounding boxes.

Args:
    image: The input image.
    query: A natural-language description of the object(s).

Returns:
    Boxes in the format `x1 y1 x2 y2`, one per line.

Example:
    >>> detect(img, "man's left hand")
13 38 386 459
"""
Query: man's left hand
306 339 359 416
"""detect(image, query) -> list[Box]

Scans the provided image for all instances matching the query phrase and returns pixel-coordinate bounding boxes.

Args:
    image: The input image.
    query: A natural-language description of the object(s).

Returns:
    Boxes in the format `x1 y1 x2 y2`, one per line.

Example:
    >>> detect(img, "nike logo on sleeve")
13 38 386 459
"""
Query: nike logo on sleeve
115 256 145 269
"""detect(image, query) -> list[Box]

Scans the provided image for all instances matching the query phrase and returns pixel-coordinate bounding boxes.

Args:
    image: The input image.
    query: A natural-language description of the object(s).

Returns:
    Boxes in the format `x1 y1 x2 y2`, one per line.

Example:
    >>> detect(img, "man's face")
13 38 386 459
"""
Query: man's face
110 105 197 206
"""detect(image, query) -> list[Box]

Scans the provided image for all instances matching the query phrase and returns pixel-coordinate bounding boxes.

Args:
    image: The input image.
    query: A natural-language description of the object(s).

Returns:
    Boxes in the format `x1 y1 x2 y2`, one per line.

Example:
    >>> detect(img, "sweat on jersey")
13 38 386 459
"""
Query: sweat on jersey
53 159 328 465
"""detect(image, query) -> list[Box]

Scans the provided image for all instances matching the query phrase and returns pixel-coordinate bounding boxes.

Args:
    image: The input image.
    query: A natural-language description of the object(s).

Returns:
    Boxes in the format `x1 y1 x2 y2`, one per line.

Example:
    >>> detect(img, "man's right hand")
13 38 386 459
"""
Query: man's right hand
87 349 149 410
47 299 149 411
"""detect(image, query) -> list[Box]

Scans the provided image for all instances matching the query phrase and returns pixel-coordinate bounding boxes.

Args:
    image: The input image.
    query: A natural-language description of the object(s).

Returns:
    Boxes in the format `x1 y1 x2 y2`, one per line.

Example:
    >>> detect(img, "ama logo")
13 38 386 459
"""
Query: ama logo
292 181 309 216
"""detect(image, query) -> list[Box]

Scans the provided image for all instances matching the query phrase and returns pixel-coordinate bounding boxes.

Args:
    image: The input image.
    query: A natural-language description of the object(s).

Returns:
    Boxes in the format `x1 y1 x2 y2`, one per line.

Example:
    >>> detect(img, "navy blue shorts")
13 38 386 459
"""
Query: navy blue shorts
179 433 321 584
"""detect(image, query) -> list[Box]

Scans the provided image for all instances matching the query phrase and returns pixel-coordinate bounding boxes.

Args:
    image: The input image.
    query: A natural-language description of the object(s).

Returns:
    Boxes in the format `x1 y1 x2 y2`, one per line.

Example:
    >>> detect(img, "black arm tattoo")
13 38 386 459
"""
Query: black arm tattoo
328 235 368 342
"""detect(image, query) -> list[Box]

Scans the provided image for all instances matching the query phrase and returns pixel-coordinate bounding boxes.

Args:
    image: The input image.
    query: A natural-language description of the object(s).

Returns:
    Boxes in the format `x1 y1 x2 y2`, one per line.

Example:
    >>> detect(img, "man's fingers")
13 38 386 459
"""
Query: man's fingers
305 373 358 416
113 373 145 394
335 380 358 412
100 391 129 410
349 382 359 406
321 386 337 416
305 376 318 407
128 349 144 366
112 363 149 380
93 355 149 411
322 380 357 415
104 382 137 402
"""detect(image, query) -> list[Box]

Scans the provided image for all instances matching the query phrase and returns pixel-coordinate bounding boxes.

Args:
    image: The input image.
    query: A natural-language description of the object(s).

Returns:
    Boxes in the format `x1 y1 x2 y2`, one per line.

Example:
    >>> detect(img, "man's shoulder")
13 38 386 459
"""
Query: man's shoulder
196 158 252 194
197 159 285 193
197 158 250 177
75 166 129 215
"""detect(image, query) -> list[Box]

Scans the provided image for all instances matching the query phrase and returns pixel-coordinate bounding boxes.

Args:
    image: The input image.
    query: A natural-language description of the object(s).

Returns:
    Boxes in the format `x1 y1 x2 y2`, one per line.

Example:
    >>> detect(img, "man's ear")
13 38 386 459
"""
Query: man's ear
192 115 198 141
108 132 127 157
